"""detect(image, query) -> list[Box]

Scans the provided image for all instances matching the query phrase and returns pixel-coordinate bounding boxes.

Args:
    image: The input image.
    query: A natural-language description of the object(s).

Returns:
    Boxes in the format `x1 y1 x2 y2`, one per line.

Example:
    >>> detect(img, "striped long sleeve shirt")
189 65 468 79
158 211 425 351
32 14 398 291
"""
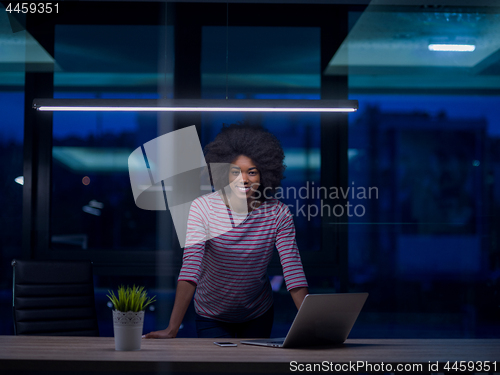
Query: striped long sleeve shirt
178 192 308 323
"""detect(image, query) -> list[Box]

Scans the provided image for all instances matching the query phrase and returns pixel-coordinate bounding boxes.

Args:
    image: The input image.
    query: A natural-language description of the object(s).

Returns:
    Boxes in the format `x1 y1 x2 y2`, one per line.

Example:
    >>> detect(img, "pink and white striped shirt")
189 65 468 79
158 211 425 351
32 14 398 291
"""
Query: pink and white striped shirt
178 192 308 323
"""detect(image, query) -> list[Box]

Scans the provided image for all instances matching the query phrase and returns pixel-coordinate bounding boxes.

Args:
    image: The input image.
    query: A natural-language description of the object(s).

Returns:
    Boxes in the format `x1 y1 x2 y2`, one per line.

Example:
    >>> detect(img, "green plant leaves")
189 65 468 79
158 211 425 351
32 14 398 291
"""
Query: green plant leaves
107 285 156 312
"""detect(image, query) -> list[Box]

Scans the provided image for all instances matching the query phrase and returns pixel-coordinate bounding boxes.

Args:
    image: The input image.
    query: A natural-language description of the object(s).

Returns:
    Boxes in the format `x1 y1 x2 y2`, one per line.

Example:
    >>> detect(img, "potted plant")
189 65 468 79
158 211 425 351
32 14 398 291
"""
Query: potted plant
107 285 156 351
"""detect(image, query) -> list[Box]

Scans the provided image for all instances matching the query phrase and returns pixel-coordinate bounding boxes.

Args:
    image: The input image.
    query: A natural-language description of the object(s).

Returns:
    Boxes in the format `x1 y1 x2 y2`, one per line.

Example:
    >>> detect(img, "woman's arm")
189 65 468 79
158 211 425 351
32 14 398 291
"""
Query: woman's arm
290 286 309 310
274 203 309 306
143 280 196 339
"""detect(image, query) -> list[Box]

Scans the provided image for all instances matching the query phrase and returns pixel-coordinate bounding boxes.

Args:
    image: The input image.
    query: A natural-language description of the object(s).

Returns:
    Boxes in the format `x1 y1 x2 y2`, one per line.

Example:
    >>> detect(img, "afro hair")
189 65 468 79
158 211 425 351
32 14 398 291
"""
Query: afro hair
204 123 286 196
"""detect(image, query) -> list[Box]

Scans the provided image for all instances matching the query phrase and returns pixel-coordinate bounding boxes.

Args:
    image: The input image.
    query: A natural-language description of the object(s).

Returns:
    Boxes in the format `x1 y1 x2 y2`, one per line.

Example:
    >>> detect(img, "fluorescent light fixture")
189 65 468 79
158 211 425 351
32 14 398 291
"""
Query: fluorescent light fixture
33 99 358 113
428 44 476 52
15 176 24 185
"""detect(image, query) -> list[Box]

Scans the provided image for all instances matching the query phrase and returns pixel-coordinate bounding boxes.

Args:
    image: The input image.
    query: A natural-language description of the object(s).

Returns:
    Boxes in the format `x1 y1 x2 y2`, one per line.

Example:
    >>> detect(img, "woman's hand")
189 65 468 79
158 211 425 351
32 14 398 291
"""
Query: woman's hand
142 280 196 340
290 287 309 310
143 325 179 339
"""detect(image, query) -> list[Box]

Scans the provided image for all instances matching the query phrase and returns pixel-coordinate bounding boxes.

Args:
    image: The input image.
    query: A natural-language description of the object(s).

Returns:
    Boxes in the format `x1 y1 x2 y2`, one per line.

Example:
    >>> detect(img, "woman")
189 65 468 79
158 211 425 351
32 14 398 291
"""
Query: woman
144 123 308 339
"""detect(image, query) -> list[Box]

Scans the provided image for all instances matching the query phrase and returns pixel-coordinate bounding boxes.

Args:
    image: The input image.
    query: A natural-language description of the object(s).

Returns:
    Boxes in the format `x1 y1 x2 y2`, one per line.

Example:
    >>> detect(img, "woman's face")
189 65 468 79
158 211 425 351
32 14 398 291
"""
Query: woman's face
228 155 261 200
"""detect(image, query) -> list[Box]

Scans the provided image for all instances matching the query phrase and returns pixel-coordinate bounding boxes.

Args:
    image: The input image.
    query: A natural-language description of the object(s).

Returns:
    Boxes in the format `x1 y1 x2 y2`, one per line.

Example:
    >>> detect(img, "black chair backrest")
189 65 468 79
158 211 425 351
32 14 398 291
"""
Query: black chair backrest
12 259 99 336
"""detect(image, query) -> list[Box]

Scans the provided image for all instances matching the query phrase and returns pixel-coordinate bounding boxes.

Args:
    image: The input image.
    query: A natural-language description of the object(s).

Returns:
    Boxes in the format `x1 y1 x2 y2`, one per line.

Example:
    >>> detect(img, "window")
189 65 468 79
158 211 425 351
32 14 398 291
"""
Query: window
344 7 500 337
51 25 172 252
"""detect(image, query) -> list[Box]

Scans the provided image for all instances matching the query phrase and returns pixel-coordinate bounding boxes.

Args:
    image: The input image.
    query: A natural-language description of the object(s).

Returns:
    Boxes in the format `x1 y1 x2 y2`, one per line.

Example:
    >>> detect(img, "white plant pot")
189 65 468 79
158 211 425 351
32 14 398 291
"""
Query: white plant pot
112 310 145 351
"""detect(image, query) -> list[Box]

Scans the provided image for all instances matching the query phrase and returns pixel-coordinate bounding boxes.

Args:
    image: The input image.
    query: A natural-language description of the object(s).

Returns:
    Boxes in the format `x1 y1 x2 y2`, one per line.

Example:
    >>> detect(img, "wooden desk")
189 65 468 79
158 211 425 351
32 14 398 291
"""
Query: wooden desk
1 336 499 373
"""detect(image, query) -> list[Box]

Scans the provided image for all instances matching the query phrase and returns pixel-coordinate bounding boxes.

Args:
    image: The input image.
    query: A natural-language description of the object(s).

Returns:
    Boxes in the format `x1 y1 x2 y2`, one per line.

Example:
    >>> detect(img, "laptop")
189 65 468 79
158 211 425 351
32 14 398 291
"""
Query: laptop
240 293 368 348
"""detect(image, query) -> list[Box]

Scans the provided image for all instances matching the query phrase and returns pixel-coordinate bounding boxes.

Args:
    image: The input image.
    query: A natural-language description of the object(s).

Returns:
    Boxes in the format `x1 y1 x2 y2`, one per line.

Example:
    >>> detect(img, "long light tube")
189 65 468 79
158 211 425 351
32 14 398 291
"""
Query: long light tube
428 44 476 52
33 99 358 113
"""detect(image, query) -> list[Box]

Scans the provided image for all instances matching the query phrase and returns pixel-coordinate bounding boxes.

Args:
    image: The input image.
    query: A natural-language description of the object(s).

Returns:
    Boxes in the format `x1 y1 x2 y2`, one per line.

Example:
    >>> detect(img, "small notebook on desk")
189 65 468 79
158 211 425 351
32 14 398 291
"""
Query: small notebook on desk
240 293 368 348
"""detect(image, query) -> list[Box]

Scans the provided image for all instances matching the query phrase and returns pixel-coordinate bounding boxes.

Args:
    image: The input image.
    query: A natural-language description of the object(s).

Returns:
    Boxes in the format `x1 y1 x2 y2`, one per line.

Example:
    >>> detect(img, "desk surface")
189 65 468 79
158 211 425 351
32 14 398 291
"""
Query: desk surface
1 336 499 373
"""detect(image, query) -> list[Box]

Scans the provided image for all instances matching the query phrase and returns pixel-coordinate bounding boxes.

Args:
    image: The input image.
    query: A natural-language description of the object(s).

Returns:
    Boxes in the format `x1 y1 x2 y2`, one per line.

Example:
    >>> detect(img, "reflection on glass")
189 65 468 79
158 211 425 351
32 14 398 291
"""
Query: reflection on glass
349 94 500 337
51 23 173 251
343 2 500 337
52 108 160 250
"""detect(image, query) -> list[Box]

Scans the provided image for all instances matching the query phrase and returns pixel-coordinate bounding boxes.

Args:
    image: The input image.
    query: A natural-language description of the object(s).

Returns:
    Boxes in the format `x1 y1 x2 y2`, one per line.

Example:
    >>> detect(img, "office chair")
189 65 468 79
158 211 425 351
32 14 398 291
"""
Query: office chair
12 259 99 336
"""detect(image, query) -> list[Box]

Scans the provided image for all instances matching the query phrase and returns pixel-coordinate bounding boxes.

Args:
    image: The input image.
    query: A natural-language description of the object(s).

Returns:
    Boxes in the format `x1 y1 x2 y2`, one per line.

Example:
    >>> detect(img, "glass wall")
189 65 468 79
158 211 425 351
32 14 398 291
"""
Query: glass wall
0 5 24 334
342 6 500 337
51 24 174 336
3 1 499 341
